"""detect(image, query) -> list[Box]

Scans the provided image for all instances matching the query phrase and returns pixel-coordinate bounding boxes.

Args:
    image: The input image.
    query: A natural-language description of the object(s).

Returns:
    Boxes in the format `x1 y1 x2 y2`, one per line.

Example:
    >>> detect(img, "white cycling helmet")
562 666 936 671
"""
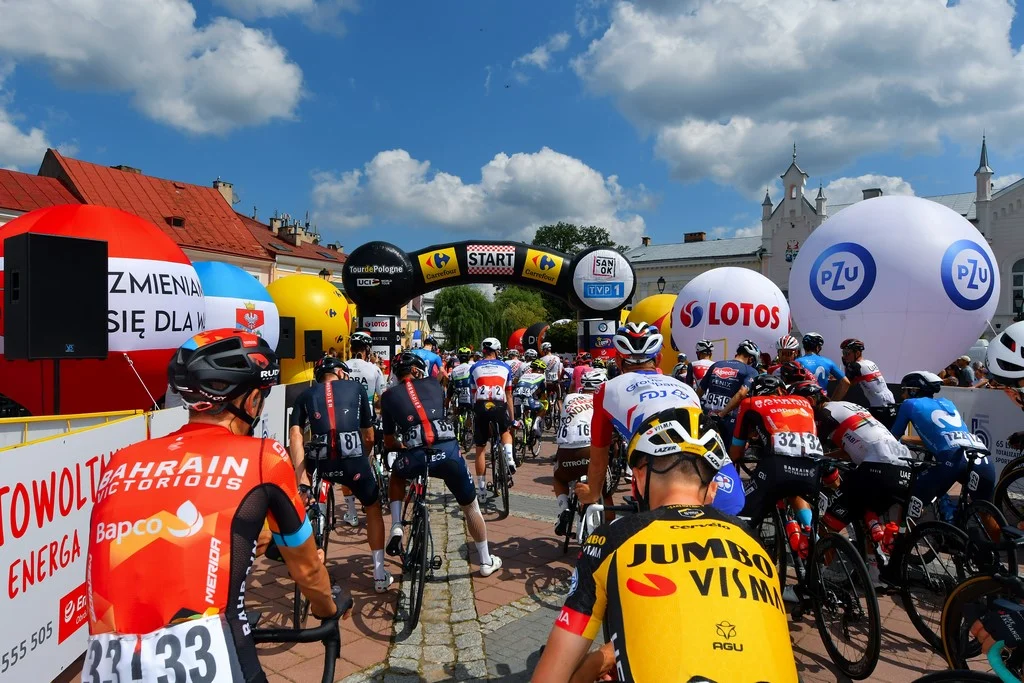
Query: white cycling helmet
695 339 714 354
613 322 663 362
580 369 608 391
776 335 800 351
541 341 552 351
481 337 501 353
987 322 1024 385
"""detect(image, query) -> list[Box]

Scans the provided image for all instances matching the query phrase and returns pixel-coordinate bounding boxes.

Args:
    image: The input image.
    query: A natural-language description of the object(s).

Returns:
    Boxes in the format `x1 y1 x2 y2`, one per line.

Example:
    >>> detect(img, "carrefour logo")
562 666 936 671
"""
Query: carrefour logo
679 300 704 328
428 252 450 269
538 255 556 270
417 247 460 283
809 242 877 311
522 248 563 285
941 239 994 311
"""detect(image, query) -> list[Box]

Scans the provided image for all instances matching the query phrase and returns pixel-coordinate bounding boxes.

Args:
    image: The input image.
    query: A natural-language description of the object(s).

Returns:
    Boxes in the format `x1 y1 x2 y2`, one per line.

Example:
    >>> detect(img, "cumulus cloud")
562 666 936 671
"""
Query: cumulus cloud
0 64 53 170
575 0 608 37
0 0 303 135
215 0 359 35
821 174 916 207
994 173 1022 190
708 224 761 240
311 147 647 245
513 32 571 70
573 0 1024 194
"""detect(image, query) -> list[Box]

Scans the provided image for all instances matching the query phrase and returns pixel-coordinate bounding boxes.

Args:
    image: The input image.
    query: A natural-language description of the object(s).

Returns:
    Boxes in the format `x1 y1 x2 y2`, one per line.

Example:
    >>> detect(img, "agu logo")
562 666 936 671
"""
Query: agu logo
418 247 460 283
679 300 704 328
941 239 995 310
809 242 877 311
522 248 563 284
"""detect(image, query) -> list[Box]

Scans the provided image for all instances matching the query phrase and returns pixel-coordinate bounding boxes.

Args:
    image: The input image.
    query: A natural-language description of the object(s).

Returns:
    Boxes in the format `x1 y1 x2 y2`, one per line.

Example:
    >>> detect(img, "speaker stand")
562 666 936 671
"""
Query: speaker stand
53 359 60 415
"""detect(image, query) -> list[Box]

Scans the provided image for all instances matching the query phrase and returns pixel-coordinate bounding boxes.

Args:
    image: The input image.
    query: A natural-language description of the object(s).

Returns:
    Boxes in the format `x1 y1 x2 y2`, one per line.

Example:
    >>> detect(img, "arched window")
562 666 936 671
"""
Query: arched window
789 185 797 200
1014 259 1024 314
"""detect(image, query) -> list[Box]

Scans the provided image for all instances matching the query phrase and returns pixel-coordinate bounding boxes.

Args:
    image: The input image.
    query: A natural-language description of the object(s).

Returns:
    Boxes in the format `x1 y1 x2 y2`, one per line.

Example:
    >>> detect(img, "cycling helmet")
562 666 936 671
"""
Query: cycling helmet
779 360 816 386
802 332 825 351
524 349 538 361
592 358 607 369
776 335 800 351
471 349 482 359
458 346 471 355
531 359 548 372
788 380 827 403
541 341 552 351
840 338 865 353
168 329 280 411
677 352 688 362
627 407 728 472
579 352 592 363
736 339 760 362
481 337 501 353
750 374 785 397
393 352 427 377
613 322 663 362
314 355 350 382
987 322 1024 385
424 335 438 347
508 349 520 358
696 340 714 355
580 369 607 391
901 370 943 397
350 330 373 349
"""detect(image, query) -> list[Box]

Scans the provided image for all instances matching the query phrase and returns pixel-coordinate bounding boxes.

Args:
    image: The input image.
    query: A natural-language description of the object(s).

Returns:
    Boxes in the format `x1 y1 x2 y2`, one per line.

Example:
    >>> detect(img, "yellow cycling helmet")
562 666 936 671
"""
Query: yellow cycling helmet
531 359 548 372
627 407 728 472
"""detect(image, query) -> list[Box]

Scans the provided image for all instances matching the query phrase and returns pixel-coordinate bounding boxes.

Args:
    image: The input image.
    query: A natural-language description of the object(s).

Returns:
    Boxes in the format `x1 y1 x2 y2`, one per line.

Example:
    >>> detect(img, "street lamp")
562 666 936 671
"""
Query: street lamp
319 268 331 281
657 276 666 294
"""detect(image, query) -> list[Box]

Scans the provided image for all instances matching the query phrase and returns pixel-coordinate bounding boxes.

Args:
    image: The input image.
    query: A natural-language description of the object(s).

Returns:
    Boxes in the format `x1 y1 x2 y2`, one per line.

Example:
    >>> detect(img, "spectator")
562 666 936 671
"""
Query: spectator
328 347 339 358
954 355 975 386
939 363 959 386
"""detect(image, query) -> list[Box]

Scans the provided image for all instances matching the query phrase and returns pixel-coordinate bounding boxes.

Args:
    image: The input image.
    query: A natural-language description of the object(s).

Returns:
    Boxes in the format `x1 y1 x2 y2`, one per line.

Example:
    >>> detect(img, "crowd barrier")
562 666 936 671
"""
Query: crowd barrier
940 385 1023 477
0 383 290 683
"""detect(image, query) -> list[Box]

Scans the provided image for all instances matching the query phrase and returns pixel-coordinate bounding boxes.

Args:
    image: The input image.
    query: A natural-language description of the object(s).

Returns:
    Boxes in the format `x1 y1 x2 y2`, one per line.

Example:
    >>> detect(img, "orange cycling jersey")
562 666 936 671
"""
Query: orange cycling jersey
732 395 821 457
84 423 321 683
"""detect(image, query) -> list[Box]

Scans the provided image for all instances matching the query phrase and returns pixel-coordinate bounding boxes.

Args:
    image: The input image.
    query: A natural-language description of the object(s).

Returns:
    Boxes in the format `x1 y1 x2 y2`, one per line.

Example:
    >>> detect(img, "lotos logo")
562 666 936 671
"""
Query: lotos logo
941 239 995 311
679 300 704 328
418 247 460 283
694 302 781 328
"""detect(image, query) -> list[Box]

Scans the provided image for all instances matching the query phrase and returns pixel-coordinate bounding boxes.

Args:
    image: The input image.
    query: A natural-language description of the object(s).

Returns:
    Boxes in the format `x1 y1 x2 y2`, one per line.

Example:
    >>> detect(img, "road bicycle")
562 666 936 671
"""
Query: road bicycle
293 441 336 628
393 457 442 633
485 416 512 519
249 595 353 683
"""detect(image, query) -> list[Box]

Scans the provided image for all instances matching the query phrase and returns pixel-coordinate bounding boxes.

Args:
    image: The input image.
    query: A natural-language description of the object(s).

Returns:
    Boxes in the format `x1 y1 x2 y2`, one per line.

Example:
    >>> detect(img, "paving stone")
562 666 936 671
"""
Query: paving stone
459 643 485 662
382 674 419 683
455 631 483 651
450 608 477 623
423 621 449 635
424 630 452 646
459 659 488 680
422 644 456 664
452 620 478 636
388 643 420 661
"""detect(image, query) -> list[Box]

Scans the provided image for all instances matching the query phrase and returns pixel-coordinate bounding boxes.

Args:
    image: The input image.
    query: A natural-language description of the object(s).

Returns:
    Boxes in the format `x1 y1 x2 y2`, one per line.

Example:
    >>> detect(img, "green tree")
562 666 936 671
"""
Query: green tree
543 322 578 353
429 286 491 349
491 286 548 343
532 221 618 255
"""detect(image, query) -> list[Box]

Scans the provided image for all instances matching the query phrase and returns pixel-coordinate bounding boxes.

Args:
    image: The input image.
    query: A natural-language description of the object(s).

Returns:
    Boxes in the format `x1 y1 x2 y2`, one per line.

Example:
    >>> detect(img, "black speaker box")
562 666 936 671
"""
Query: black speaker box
4 233 108 360
303 329 323 362
278 316 296 359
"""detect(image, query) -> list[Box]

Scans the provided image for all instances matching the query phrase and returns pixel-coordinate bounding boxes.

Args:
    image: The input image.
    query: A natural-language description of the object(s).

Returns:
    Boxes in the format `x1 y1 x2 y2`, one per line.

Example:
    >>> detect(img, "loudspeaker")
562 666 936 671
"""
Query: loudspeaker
278 316 296 359
303 329 323 363
4 233 108 360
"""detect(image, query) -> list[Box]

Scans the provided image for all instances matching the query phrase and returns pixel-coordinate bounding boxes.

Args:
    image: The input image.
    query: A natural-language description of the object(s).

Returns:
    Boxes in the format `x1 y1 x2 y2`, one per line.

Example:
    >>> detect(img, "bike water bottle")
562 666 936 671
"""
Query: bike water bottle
785 517 807 558
882 521 899 555
864 512 885 543
938 494 956 523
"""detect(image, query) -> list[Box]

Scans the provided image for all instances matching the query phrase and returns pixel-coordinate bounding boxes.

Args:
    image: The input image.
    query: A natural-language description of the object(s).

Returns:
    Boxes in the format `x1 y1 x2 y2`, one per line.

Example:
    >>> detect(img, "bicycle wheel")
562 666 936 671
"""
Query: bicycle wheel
898 520 972 652
561 494 577 554
911 672 1002 683
293 497 324 628
941 574 1024 675
758 507 788 584
461 412 474 452
808 532 882 679
961 499 1016 576
402 497 429 632
605 441 624 495
994 465 1024 527
491 443 510 520
322 486 335 556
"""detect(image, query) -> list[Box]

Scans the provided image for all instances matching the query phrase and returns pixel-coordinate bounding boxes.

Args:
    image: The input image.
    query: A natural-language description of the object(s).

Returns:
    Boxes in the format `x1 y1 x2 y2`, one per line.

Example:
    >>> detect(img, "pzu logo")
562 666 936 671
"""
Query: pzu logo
809 242 877 311
941 239 995 311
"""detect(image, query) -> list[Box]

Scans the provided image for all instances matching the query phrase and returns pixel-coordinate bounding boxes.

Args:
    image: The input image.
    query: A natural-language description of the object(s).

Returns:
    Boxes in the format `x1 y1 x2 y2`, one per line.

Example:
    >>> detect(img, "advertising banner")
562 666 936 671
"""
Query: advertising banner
940 386 1023 478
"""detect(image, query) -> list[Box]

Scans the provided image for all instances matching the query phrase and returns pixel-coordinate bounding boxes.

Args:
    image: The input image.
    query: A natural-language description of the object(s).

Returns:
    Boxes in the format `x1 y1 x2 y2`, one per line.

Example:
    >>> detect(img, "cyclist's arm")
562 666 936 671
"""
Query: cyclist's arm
533 629 592 682
288 399 311 487
721 385 749 416
569 643 615 683
889 401 913 439
729 400 752 462
506 374 515 422
585 386 611 496
381 398 399 450
359 386 375 449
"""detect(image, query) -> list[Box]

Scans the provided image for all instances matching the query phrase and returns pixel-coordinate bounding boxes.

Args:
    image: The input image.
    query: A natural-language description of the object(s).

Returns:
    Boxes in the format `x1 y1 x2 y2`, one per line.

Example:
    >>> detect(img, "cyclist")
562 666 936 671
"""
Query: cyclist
512 358 548 441
412 335 447 383
535 406 798 683
798 332 850 399
685 339 715 386
696 338 760 441
570 352 593 392
779 359 818 387
506 348 523 380
382 352 502 577
449 347 474 420
840 338 897 427
514 348 538 384
290 356 392 592
84 329 341 683
553 369 610 535
767 335 801 376
339 330 387 527
541 341 564 405
670 351 688 379
470 337 517 500
890 370 994 516
578 322 745 516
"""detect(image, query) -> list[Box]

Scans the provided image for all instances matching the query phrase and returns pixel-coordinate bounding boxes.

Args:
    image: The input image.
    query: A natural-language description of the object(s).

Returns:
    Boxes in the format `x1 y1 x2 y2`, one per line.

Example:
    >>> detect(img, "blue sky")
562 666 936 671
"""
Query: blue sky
2 0 1024 251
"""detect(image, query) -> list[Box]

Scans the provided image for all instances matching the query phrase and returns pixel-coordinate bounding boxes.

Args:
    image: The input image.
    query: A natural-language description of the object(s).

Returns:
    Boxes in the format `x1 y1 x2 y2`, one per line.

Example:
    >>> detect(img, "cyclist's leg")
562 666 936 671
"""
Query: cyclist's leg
387 449 426 555
494 404 515 473
739 457 775 527
431 440 501 575
962 450 996 502
911 450 962 514
554 447 588 534
339 484 359 527
472 402 489 496
336 457 391 589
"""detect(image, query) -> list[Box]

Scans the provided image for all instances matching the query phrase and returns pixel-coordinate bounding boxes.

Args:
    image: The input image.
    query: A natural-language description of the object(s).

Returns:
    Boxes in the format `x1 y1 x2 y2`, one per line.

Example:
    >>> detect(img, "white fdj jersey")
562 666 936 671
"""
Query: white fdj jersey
819 400 907 465
846 358 895 407
346 358 386 406
541 353 562 382
470 359 512 403
594 370 702 441
557 393 594 449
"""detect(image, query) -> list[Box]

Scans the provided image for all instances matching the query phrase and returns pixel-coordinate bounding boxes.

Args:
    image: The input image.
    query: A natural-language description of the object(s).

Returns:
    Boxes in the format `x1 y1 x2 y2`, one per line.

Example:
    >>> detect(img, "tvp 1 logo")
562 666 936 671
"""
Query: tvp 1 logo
679 300 704 328
941 239 995 311
809 242 877 311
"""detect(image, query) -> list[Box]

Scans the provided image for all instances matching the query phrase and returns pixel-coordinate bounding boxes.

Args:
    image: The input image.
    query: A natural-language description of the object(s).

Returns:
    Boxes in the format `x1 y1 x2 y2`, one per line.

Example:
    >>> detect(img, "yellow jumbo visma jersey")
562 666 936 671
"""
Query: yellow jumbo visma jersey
556 505 798 683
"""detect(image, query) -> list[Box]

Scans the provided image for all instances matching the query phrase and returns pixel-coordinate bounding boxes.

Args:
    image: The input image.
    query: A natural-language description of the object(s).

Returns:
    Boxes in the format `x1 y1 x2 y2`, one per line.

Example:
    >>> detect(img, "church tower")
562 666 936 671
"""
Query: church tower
975 135 993 240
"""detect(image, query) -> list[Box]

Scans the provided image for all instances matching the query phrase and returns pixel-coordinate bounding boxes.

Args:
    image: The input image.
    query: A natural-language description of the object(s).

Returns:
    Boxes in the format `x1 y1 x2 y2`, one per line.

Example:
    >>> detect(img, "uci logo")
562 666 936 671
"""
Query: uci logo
679 300 703 328
941 239 995 311
809 242 877 311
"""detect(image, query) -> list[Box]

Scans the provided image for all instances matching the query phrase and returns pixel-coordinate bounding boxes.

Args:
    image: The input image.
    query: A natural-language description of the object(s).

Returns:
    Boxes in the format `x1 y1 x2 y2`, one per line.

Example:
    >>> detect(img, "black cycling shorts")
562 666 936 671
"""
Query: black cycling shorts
826 461 912 525
740 455 819 526
473 401 510 447
306 452 380 507
391 440 476 506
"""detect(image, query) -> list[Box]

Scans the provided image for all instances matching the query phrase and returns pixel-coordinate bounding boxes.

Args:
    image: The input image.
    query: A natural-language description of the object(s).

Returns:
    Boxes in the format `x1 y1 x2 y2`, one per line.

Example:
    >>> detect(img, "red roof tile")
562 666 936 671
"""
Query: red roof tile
237 213 347 265
38 149 270 261
0 168 81 213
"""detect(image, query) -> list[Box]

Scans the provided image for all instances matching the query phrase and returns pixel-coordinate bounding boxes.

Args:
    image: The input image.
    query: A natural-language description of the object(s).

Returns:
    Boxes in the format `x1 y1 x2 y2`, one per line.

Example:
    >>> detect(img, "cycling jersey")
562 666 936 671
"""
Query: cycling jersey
592 371 701 447
513 371 546 406
291 379 373 457
571 363 593 392
845 358 894 407
890 396 983 456
797 353 846 389
557 505 798 683
470 358 512 403
818 401 907 464
732 395 822 458
686 359 713 386
697 360 758 415
506 358 523 378
557 393 594 449
84 424 326 683
542 353 562 383
381 377 455 448
346 357 386 406
411 348 444 378
450 362 474 406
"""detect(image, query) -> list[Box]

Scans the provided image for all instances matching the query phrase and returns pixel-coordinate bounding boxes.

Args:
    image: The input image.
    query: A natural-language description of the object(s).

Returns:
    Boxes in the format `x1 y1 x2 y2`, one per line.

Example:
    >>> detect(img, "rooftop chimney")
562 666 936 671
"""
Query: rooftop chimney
641 236 652 247
269 217 282 235
111 164 141 174
862 188 883 200
684 232 706 243
213 179 234 205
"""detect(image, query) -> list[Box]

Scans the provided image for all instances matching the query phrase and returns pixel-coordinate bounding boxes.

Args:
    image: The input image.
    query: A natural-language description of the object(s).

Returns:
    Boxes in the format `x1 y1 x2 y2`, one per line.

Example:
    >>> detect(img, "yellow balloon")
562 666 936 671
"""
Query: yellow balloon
619 308 629 325
267 274 351 383
627 294 679 375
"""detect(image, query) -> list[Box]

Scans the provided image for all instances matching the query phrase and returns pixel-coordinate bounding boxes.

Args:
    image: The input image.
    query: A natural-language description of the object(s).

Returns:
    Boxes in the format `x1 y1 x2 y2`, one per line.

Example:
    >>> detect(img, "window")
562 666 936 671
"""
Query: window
269 243 291 252
1013 259 1024 310
166 216 185 228
316 250 338 260
789 185 796 200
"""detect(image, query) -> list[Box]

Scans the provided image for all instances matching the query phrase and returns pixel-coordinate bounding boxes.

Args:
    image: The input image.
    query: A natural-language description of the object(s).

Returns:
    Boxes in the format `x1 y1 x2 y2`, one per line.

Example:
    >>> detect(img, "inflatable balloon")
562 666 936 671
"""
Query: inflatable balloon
0 205 205 415
508 327 526 353
671 267 790 363
628 294 678 374
789 195 999 380
267 274 350 383
193 262 279 350
523 322 550 352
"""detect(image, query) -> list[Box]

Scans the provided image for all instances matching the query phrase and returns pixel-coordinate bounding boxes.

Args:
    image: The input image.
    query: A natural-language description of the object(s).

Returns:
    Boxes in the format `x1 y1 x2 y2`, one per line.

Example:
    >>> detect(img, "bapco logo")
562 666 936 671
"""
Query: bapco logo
679 300 704 328
427 252 450 269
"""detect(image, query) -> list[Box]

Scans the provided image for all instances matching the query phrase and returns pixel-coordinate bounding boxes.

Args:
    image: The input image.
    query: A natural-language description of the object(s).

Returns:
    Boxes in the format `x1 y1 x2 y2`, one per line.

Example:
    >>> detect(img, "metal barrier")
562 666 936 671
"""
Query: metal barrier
0 410 142 451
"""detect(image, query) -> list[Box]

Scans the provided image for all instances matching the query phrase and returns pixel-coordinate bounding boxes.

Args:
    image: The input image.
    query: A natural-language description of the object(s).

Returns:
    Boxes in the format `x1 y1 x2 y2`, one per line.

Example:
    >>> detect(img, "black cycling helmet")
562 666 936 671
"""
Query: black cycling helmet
168 329 280 417
424 335 438 347
696 339 714 355
350 330 373 350
901 370 943 397
314 355 350 382
779 360 816 386
788 380 827 404
736 339 760 362
750 374 785 397
840 338 865 353
393 351 427 378
802 332 824 351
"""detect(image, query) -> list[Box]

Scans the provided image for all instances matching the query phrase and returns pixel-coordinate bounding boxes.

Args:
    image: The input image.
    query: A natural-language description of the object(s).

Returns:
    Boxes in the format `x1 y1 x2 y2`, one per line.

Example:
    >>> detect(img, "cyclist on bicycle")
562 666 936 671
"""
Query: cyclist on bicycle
412 335 447 383
671 351 688 379
344 330 389 525
513 358 548 441
449 347 474 419
890 370 994 515
986 322 1024 450
840 338 897 427
513 348 538 384
798 332 850 399
535 406 798 683
767 335 801 376
470 337 517 500
685 339 715 386
84 330 341 683
553 369 610 535
382 352 502 577
506 348 523 379
695 338 761 441
779 359 818 387
291 356 392 592
571 352 594 392
541 341 564 404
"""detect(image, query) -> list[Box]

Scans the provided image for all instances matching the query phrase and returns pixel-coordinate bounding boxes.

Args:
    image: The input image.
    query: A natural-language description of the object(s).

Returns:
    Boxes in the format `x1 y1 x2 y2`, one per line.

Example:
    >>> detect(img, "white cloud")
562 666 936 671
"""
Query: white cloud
821 174 916 207
214 0 358 35
484 66 492 94
708 224 761 240
513 32 571 71
0 0 303 135
994 173 1022 190
0 64 55 170
573 0 1024 194
311 147 647 245
575 0 608 37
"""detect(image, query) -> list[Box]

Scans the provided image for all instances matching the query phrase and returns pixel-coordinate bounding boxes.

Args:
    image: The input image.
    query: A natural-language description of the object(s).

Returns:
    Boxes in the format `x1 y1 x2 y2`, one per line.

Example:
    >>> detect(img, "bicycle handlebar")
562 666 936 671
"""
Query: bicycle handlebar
251 595 353 644
988 641 1020 683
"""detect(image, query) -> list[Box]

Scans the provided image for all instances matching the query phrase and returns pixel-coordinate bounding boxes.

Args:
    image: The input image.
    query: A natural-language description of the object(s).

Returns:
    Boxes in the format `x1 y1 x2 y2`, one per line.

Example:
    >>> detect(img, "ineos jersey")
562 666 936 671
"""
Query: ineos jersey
346 357 386 406
291 379 373 457
592 371 701 448
845 358 894 407
685 359 713 386
85 424 313 682
470 358 512 403
557 392 594 448
381 377 455 448
697 360 758 414
818 401 907 465
733 396 822 458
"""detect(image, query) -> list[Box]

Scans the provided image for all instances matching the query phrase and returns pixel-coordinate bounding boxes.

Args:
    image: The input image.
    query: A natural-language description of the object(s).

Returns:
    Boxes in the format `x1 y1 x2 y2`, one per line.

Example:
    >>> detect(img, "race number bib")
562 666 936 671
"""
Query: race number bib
458 387 471 402
772 432 823 458
702 393 729 412
476 384 505 401
943 431 985 450
514 385 536 398
82 634 136 683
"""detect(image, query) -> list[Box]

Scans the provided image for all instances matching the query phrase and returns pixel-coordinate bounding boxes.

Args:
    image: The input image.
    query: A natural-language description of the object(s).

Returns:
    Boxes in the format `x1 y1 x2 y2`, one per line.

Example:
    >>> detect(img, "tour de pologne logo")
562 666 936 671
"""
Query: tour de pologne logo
941 239 995 311
809 242 877 311
679 300 703 328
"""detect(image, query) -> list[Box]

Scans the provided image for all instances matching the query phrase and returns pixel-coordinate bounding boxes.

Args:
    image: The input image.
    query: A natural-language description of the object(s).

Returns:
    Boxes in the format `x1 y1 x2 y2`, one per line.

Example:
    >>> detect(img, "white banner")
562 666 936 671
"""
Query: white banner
940 386 1024 477
0 415 147 683
106 257 206 352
